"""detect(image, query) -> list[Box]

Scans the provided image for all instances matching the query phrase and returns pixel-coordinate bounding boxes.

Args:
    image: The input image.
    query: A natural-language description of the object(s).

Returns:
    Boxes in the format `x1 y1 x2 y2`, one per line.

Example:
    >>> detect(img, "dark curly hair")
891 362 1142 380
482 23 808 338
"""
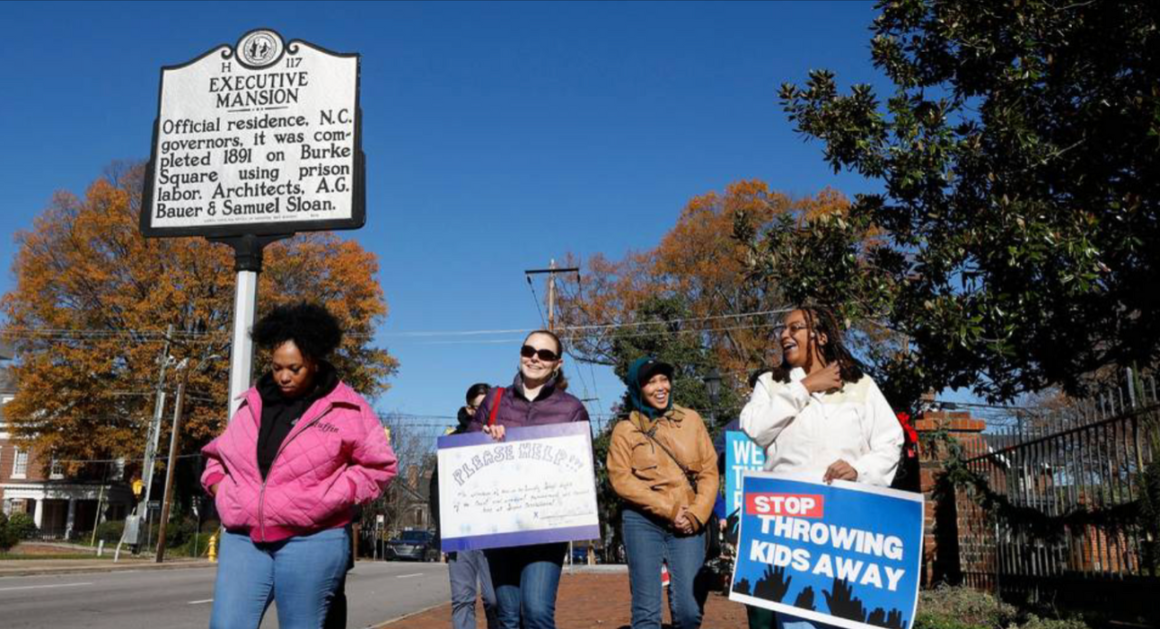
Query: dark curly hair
251 302 343 361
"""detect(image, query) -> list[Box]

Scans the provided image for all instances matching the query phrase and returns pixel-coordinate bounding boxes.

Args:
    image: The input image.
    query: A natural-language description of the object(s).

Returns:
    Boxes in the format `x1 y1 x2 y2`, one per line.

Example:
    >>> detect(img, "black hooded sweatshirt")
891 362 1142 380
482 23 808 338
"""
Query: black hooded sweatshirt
255 361 340 479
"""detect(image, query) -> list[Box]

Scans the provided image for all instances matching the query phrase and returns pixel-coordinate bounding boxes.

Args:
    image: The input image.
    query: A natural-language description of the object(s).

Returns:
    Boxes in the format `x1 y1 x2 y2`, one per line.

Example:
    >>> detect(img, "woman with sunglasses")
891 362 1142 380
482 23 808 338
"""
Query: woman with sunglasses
607 357 718 629
739 306 903 629
469 329 590 629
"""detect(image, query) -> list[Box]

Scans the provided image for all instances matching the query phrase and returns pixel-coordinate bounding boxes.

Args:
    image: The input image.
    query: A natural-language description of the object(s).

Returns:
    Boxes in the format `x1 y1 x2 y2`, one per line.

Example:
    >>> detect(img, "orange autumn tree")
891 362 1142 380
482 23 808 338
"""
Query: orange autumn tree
556 180 851 384
0 163 397 473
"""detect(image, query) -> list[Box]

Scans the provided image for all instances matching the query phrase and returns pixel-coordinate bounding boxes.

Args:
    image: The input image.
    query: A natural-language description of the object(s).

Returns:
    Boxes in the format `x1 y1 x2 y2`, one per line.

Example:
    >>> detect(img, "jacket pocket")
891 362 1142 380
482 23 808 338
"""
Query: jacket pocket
215 476 244 529
629 441 660 481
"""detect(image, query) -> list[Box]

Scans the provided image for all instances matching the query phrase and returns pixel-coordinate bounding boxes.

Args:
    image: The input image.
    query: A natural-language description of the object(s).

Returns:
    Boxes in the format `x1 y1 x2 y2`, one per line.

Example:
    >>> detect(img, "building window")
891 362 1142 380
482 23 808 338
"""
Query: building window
12 448 28 478
50 457 64 479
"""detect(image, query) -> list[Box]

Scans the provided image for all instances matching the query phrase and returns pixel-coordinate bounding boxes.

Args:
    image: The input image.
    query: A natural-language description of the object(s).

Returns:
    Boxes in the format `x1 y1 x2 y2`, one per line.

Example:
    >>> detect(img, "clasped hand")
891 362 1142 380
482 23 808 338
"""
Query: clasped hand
673 506 696 535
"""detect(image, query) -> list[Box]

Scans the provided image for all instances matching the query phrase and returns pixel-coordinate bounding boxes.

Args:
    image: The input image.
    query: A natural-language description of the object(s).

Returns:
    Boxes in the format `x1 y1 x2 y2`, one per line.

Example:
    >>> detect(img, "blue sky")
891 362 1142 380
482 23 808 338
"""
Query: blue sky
0 1 902 430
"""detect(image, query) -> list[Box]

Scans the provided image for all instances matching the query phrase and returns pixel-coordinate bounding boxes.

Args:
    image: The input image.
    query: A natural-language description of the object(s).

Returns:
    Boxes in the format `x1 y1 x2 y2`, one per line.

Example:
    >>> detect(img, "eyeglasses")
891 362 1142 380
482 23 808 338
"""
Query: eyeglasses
773 323 810 336
521 345 559 362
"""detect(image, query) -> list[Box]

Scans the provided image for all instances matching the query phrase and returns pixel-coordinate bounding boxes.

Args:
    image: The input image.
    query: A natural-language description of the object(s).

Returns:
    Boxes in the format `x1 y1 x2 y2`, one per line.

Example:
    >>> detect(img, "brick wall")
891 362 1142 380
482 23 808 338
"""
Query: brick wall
915 410 988 587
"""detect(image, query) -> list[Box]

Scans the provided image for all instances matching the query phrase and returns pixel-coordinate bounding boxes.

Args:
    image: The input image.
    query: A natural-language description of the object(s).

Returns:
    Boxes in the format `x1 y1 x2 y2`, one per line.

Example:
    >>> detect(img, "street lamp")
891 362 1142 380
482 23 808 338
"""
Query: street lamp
703 368 722 424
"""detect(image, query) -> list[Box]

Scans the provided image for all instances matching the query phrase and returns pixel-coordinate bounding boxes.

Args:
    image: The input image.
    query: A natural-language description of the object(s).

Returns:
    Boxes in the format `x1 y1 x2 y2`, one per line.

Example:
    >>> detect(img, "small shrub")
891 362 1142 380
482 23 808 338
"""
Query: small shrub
915 586 1093 629
1016 615 1089 629
94 520 125 544
171 532 214 558
0 514 19 551
7 512 38 540
915 585 1019 629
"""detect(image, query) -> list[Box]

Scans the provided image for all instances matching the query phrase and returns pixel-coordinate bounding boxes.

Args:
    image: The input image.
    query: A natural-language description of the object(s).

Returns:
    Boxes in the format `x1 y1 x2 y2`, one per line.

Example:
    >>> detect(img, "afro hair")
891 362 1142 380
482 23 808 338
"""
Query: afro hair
251 302 343 360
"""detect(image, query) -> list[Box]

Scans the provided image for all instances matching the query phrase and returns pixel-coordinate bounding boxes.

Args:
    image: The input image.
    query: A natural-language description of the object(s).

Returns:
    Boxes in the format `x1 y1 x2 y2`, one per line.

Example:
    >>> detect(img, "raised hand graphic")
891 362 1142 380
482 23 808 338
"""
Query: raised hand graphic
867 607 906 629
822 578 867 623
753 564 793 603
733 577 752 596
794 586 817 611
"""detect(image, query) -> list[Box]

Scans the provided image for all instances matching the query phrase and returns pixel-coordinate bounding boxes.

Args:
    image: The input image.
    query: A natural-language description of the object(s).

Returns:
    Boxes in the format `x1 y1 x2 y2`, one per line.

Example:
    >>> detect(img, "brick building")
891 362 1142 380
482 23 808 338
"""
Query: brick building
0 343 133 539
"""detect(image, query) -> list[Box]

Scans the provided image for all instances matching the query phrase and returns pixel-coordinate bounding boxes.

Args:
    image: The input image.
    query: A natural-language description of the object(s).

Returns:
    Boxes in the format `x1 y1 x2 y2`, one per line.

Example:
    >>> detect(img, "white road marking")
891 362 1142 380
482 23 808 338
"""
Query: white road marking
396 573 424 578
0 582 93 593
188 598 214 605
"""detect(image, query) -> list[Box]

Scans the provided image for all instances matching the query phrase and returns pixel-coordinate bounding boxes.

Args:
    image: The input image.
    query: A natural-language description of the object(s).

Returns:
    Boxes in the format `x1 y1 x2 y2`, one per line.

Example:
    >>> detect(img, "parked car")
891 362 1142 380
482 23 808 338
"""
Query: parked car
384 529 438 562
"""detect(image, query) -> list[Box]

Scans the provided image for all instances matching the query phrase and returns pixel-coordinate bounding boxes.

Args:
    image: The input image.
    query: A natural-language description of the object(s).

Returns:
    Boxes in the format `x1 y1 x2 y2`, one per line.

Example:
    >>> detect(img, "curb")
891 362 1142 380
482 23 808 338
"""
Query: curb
0 560 215 578
369 601 450 628
563 564 628 574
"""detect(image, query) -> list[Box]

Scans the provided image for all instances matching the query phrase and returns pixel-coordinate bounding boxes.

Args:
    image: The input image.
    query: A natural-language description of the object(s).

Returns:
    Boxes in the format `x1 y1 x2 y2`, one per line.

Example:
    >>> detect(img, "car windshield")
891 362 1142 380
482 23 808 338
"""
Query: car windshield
400 531 429 542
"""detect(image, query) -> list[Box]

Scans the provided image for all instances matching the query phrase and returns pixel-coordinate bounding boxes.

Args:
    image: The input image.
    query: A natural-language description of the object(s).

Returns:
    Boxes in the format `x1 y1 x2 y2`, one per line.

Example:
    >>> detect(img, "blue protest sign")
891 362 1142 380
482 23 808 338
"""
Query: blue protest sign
725 430 765 518
729 472 923 629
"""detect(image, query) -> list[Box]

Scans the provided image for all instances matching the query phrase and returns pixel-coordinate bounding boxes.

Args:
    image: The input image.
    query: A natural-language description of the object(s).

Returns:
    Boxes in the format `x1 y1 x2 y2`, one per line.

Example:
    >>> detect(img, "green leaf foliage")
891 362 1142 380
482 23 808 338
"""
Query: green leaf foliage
757 0 1160 406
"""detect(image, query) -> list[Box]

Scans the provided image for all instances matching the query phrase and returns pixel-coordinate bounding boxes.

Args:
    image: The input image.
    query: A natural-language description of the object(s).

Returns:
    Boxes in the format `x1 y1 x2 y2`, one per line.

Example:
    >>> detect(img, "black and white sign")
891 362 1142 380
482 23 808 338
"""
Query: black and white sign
141 28 365 238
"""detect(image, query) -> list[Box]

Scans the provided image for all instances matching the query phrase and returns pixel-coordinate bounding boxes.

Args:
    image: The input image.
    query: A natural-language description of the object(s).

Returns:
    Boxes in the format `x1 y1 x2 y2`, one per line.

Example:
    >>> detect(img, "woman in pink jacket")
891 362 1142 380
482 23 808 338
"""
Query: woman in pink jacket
202 302 398 629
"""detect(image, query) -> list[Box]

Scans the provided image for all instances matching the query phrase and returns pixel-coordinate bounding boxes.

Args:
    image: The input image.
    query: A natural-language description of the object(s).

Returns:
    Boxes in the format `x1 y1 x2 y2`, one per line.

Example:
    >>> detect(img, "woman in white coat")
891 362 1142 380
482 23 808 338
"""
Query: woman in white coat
740 306 903 629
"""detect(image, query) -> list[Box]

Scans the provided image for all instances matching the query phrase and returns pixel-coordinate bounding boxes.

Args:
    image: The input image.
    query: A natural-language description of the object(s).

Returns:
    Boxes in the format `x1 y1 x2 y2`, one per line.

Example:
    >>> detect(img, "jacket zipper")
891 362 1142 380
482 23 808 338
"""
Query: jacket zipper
255 404 333 542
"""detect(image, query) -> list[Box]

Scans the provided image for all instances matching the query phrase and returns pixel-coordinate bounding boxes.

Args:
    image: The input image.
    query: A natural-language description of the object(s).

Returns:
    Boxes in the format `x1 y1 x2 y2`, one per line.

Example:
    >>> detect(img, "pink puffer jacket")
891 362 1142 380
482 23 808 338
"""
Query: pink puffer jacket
201 381 397 543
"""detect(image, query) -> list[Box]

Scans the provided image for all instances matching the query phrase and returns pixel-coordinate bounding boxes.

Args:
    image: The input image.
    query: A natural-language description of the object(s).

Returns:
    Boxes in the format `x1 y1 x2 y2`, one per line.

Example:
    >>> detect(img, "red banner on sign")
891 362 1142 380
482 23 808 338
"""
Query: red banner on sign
745 493 825 518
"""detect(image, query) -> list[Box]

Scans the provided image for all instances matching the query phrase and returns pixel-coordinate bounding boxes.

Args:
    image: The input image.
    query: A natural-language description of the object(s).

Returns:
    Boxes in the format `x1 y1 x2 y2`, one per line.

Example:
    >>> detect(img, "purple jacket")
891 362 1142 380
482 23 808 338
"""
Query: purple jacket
201 381 397 543
468 373 590 431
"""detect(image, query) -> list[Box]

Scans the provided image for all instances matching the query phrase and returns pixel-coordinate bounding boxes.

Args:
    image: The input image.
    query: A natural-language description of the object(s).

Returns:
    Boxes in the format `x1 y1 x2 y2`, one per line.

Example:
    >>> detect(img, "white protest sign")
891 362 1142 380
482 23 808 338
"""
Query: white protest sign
437 422 600 552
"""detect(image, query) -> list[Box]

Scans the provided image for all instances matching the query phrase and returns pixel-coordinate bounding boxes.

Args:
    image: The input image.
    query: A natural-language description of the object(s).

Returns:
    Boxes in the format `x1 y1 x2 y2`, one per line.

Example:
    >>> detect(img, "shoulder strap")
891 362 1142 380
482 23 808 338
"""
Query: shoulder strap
641 422 693 479
487 388 505 426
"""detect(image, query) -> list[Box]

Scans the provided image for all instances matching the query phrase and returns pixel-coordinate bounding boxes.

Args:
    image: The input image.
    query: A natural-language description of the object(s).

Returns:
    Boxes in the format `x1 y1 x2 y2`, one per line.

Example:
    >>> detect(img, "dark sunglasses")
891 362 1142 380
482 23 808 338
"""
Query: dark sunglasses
520 345 559 362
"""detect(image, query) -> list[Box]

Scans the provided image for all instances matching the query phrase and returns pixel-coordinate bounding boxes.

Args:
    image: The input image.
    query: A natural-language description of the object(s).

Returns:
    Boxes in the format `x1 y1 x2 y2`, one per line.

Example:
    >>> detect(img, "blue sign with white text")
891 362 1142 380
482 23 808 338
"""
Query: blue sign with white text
729 473 923 629
725 430 765 517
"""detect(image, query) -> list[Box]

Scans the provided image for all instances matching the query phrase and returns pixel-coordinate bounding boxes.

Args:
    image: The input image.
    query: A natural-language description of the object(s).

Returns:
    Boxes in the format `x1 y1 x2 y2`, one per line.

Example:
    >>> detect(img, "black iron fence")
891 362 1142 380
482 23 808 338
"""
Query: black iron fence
951 373 1158 620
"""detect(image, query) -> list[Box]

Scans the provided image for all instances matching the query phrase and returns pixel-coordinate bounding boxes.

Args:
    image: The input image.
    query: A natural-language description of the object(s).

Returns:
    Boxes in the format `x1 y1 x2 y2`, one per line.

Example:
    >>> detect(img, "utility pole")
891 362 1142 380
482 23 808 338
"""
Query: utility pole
155 358 190 562
524 261 579 332
123 323 175 554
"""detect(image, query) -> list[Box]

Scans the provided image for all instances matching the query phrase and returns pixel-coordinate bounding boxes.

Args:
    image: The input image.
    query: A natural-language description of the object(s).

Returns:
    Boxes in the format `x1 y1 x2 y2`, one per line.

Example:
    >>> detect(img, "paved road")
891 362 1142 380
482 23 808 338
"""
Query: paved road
0 560 449 628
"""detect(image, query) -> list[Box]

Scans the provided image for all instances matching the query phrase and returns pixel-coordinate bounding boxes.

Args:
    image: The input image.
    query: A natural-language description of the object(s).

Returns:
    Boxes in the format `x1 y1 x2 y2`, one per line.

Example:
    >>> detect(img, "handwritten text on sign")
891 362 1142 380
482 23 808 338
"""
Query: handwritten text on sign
437 422 600 552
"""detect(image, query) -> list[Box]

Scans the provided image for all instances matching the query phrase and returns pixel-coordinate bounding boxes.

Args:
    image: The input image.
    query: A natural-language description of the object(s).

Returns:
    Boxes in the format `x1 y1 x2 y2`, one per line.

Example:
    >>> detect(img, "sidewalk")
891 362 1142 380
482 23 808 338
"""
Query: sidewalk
0 557 214 577
376 568 748 629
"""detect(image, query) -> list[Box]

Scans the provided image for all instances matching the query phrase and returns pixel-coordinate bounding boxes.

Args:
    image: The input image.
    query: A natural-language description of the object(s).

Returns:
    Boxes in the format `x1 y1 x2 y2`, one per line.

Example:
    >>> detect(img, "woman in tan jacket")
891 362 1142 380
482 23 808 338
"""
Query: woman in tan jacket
607 357 719 629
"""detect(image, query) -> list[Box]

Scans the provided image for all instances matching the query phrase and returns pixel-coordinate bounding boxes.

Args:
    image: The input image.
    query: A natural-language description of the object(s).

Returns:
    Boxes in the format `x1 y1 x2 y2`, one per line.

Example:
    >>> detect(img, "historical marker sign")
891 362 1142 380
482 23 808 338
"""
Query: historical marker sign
141 28 365 238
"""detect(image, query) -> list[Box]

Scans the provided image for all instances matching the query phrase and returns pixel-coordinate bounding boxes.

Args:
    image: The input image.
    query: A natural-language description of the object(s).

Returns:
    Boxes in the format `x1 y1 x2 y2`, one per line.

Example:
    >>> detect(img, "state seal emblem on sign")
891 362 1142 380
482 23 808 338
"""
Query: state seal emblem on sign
236 29 284 68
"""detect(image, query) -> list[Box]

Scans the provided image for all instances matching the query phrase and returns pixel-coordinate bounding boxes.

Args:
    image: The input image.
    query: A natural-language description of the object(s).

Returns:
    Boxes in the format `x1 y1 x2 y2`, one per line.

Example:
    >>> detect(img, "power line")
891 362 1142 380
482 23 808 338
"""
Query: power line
1 308 794 346
379 308 795 339
526 276 548 329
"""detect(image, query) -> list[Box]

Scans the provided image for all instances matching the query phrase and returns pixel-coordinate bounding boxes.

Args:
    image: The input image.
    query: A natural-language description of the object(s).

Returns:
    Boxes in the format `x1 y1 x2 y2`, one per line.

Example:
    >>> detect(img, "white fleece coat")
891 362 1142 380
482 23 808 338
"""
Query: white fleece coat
740 367 903 486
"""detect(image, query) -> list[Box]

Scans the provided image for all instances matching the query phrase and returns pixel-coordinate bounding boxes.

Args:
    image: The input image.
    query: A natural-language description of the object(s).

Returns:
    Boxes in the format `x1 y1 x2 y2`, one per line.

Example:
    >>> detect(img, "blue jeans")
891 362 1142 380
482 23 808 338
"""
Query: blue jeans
449 549 498 629
485 543 566 629
622 508 706 629
210 527 350 629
